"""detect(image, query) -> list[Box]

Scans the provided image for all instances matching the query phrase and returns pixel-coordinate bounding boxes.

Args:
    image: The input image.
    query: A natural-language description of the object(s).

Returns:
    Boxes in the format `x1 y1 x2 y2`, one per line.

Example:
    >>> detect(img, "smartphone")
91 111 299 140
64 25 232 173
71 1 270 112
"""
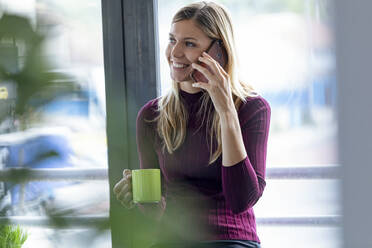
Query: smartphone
190 39 228 83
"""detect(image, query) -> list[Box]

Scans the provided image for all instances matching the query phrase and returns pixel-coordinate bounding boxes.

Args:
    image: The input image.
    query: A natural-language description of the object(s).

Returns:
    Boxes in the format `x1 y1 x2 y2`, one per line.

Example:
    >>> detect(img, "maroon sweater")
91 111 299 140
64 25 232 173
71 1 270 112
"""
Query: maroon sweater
136 89 271 243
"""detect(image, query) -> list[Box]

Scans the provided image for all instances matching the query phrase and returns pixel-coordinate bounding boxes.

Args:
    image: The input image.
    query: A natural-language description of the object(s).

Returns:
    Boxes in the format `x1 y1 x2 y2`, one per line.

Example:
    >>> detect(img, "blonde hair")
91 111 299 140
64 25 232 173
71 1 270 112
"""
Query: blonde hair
152 1 257 164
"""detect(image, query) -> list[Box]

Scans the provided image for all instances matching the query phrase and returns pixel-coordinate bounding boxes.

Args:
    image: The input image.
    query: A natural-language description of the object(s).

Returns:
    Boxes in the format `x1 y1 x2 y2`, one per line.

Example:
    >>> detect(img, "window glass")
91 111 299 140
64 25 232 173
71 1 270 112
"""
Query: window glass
157 0 339 247
0 1 110 247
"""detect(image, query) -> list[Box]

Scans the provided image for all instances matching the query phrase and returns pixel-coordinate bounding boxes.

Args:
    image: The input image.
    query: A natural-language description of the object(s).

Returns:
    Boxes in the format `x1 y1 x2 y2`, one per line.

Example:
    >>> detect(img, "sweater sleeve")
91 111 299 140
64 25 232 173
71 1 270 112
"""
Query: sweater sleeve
136 100 166 219
221 96 271 214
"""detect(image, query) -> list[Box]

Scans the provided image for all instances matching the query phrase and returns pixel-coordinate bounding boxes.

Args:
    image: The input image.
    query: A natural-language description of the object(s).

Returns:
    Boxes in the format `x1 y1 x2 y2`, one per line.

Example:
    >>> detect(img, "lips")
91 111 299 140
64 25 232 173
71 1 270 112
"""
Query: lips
171 60 190 69
173 63 188 69
169 60 193 81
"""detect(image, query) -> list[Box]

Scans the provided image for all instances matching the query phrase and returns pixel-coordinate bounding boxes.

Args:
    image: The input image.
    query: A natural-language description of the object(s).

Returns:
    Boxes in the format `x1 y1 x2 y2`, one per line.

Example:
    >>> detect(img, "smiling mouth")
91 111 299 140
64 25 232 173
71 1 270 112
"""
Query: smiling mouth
172 62 190 69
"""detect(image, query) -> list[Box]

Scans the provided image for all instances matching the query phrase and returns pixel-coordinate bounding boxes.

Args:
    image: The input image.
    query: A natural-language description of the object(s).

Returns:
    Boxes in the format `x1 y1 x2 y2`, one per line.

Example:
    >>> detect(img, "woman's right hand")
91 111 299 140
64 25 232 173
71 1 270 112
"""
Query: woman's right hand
113 169 135 209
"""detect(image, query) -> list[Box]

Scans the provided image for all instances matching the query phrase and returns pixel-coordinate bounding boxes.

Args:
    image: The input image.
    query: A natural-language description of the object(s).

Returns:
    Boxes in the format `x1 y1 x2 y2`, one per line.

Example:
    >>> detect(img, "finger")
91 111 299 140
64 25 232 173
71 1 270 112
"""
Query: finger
121 199 135 209
113 178 127 194
202 52 228 75
215 59 229 77
198 55 220 76
202 52 228 78
122 191 133 204
191 63 214 82
125 174 132 182
123 169 131 178
116 191 124 201
117 182 131 199
192 82 210 91
116 188 126 201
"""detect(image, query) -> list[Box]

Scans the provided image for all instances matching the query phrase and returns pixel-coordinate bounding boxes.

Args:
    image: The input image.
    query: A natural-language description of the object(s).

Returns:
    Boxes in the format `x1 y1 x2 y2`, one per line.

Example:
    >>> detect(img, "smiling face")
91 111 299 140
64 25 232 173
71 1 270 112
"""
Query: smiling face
166 19 213 83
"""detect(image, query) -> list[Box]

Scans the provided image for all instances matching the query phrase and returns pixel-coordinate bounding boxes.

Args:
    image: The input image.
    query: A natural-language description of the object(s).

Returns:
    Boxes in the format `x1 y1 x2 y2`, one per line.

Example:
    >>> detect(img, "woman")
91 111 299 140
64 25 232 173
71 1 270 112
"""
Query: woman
114 1 270 247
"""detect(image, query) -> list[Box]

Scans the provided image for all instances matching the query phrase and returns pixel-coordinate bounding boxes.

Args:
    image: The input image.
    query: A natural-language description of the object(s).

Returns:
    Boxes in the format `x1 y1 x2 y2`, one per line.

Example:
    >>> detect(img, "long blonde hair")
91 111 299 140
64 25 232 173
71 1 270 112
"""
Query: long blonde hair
153 1 257 164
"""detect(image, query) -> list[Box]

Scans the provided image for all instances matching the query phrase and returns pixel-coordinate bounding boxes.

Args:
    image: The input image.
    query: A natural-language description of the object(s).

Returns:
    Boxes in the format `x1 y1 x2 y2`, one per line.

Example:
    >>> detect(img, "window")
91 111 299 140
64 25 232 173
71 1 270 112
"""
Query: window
1 0 346 247
157 0 340 247
0 1 110 247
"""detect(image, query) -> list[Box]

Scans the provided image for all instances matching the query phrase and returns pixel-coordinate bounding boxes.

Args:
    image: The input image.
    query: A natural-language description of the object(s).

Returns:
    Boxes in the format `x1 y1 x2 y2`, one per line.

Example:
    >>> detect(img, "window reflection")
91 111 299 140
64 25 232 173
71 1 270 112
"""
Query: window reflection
0 1 109 247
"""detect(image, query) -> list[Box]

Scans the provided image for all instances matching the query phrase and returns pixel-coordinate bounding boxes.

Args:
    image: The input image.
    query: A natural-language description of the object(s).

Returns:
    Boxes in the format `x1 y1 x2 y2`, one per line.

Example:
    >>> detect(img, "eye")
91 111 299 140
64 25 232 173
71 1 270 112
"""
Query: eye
169 37 176 43
186 41 196 47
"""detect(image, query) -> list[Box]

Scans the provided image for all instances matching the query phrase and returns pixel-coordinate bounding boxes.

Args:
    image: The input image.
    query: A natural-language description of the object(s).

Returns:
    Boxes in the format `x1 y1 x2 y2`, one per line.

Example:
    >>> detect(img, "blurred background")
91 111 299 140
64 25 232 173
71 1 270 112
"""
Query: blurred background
0 0 341 247
0 0 109 247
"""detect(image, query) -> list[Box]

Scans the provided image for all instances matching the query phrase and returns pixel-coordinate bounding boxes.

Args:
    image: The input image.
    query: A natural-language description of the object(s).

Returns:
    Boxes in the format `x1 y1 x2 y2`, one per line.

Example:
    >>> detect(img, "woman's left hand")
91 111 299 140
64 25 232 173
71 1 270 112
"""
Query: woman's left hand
191 52 235 115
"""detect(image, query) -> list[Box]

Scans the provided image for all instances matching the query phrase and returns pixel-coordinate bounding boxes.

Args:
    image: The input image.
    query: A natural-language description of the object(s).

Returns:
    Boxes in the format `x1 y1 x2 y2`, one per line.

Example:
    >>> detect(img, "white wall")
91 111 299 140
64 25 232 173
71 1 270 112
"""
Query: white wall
335 0 372 247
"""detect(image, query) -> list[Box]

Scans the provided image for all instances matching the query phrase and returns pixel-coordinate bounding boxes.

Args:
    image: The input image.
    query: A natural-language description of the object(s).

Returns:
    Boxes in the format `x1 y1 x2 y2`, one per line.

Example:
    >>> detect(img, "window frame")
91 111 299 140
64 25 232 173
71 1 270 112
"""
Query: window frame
101 0 159 247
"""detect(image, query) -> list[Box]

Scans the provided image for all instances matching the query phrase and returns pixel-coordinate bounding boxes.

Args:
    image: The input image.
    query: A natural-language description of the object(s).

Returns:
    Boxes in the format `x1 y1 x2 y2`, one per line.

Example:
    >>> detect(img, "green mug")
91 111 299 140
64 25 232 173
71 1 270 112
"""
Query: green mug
132 169 161 204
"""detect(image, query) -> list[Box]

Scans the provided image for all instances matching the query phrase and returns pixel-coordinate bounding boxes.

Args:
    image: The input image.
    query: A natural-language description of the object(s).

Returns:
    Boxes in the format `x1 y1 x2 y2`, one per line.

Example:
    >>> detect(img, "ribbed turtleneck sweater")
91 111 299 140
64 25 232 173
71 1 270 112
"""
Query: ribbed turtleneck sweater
136 89 271 243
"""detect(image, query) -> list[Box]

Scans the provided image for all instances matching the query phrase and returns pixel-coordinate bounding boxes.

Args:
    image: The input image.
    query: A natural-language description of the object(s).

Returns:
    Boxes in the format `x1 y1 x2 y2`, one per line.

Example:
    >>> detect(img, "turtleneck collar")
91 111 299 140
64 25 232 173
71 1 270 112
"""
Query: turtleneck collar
179 88 205 105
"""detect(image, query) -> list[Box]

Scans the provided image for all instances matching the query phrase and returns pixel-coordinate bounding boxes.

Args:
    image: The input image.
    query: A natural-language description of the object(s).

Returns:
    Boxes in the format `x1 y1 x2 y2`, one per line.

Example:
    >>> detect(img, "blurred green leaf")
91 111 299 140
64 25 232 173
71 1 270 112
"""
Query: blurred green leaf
0 225 28 248
0 13 76 124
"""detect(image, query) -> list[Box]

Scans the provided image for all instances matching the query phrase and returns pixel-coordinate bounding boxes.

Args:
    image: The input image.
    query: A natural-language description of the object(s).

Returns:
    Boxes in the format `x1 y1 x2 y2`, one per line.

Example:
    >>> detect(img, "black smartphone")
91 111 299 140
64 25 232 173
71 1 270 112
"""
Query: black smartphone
190 39 228 83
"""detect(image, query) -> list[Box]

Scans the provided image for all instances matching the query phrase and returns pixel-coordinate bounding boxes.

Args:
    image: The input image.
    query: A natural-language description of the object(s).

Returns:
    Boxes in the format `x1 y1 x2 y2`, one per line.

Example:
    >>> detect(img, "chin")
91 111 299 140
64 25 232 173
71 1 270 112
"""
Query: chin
171 74 192 83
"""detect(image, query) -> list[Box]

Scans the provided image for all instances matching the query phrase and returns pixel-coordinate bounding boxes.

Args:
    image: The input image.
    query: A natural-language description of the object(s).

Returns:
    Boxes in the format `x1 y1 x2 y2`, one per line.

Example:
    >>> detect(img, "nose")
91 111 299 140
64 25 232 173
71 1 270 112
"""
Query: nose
171 42 184 58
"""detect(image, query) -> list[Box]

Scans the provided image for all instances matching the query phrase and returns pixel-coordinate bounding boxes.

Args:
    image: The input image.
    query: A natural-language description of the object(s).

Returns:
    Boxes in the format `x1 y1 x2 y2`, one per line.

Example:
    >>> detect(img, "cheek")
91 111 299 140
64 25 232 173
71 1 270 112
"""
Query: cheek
187 51 201 63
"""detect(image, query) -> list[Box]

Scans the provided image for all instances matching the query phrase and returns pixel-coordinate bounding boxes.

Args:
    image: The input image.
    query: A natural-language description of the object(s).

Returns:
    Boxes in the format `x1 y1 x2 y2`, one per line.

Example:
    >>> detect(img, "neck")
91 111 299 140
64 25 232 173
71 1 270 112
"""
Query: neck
179 80 202 94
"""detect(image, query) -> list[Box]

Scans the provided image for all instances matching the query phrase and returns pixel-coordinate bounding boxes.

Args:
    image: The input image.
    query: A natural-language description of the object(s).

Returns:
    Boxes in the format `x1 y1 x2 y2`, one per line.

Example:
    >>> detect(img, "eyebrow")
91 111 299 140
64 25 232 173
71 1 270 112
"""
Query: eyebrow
169 33 197 41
